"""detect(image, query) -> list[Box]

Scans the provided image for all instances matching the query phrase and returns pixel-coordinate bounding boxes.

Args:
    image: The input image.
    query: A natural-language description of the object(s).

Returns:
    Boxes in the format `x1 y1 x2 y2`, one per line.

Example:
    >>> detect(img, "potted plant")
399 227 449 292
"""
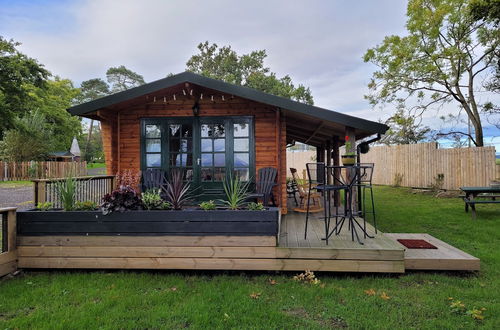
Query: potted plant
341 135 356 165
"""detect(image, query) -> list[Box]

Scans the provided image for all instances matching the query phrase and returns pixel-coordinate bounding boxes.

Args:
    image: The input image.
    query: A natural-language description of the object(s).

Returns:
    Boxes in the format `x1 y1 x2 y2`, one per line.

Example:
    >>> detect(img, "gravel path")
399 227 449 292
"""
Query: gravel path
0 184 34 210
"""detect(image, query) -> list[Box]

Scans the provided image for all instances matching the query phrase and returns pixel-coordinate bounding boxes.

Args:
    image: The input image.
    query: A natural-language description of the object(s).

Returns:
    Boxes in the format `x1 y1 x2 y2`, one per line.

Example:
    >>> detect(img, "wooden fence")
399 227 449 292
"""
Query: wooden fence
0 161 87 181
33 175 116 208
361 143 497 190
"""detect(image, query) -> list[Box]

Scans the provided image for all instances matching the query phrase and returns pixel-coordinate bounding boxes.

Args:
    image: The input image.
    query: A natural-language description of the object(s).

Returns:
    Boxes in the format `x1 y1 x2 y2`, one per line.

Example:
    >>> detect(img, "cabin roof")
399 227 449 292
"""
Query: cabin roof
68 72 388 146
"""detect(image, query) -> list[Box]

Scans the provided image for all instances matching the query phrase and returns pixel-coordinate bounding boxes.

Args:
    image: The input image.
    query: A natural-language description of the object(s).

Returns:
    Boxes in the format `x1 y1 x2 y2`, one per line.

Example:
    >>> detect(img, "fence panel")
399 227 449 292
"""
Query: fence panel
360 143 497 190
0 161 87 181
286 143 497 190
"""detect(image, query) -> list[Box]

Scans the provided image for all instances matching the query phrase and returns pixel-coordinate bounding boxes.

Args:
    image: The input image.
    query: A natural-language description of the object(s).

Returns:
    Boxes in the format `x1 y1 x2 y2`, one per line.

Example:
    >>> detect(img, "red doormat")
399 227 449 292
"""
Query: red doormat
397 239 438 249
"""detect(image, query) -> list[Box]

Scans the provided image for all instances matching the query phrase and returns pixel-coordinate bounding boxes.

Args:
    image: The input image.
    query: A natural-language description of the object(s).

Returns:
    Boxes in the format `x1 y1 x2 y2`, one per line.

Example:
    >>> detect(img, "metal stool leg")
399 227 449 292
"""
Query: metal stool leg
304 190 312 239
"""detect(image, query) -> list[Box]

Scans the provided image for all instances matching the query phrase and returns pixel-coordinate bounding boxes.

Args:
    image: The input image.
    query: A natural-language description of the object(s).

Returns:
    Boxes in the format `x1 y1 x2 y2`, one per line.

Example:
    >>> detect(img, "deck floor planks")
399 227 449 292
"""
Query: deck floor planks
385 233 480 271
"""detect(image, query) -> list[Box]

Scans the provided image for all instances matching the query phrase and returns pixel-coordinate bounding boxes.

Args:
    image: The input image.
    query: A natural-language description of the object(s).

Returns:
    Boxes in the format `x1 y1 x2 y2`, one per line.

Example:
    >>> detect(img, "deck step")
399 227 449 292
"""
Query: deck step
385 233 480 271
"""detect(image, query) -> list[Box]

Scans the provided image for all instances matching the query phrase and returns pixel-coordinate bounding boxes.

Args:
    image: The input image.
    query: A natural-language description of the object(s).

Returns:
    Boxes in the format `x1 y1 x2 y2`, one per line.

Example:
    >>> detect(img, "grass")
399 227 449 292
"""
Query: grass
86 162 106 169
496 158 500 165
0 180 31 188
1 186 499 328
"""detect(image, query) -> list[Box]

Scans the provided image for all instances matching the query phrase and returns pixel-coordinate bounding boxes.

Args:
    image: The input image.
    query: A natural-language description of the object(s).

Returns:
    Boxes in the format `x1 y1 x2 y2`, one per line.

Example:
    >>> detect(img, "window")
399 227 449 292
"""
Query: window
168 123 193 181
144 124 162 168
201 123 226 182
233 122 250 181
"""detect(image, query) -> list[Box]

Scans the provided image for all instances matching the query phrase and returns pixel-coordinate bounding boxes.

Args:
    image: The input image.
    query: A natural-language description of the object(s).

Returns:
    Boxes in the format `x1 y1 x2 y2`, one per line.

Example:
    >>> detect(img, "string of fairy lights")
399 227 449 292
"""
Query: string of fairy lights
148 89 234 103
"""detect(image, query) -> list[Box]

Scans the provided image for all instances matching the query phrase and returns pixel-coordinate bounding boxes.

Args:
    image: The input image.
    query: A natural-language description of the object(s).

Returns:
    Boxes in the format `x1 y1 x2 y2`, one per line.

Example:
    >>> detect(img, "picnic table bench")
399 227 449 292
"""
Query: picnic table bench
460 186 500 220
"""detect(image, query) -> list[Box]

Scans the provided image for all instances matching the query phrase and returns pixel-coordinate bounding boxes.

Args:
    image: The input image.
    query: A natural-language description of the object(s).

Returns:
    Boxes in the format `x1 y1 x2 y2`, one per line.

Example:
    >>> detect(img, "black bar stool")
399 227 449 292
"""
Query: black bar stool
355 163 377 234
304 162 348 245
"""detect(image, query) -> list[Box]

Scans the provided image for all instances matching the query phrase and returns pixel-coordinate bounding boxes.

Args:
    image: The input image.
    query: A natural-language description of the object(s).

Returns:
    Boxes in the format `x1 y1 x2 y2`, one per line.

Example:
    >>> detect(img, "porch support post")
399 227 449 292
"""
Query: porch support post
326 140 332 184
332 136 340 207
345 127 357 211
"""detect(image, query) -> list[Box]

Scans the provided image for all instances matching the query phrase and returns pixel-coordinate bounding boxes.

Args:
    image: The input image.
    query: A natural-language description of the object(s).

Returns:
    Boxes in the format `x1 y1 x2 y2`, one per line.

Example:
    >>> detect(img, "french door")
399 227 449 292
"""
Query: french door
141 116 254 199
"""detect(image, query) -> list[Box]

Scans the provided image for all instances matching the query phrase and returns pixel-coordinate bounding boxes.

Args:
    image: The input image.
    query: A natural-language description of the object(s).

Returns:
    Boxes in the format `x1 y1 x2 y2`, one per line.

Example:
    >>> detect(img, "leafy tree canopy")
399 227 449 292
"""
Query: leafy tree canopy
364 0 500 147
106 65 145 93
0 111 54 161
26 78 82 150
186 41 314 105
381 107 432 145
76 78 110 104
0 36 49 136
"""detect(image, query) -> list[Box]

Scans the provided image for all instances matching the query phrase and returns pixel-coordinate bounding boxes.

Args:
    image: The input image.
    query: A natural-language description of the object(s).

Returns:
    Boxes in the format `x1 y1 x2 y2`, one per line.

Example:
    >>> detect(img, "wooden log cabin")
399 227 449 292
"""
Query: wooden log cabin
68 72 388 214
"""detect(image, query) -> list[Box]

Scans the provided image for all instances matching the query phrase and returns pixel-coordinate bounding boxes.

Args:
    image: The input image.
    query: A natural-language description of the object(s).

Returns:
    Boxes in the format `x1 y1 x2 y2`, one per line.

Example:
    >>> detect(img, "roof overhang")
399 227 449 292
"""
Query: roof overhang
68 72 388 146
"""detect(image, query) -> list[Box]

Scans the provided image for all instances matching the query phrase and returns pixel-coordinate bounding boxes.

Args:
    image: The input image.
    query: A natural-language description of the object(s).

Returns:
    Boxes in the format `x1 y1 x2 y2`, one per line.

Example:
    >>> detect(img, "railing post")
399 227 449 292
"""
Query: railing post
34 180 47 206
0 207 17 277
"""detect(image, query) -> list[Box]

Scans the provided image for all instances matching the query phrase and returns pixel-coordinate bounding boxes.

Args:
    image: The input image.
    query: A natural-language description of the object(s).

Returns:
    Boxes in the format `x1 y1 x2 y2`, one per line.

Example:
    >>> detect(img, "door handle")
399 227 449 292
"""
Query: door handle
197 158 201 166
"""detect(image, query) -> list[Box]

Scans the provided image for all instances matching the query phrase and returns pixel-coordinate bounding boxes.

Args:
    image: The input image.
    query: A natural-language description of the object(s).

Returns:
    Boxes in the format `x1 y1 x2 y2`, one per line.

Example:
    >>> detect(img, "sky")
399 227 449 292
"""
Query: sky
0 0 498 151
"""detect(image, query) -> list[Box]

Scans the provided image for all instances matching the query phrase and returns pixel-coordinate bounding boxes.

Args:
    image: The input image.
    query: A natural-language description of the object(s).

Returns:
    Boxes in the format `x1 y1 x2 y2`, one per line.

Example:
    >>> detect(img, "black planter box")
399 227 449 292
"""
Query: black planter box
17 208 280 236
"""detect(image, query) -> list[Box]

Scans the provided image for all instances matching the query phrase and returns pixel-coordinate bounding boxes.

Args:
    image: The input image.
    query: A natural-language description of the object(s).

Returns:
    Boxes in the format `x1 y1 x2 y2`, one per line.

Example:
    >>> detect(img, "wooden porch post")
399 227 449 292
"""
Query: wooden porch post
332 136 340 207
326 140 332 184
345 127 357 211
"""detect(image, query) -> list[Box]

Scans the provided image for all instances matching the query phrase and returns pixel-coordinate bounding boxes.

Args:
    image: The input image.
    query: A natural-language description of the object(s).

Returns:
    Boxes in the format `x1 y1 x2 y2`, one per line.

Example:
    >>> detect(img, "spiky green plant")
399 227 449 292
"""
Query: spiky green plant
56 174 78 211
165 170 191 210
220 175 250 210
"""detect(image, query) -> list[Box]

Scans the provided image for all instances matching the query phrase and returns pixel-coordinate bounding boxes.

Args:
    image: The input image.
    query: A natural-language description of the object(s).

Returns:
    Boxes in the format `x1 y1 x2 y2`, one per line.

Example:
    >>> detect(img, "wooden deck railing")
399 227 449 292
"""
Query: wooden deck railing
0 207 17 277
33 175 116 208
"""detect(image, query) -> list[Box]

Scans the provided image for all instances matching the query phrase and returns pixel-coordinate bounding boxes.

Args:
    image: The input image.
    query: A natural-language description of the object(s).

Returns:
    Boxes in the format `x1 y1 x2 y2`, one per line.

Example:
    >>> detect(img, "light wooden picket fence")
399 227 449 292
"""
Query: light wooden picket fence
0 161 87 181
361 143 497 190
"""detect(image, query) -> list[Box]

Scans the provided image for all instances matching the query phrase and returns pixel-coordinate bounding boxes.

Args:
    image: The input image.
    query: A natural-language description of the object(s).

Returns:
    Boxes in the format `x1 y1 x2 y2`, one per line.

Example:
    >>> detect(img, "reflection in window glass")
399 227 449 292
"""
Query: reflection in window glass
146 154 161 167
169 125 180 137
213 124 225 137
201 153 212 166
234 123 248 137
214 139 225 152
201 124 210 137
181 124 192 137
214 153 225 166
146 139 161 152
234 153 249 167
214 167 225 181
234 138 249 152
180 139 191 152
201 139 212 152
234 168 249 181
146 125 161 138
201 168 212 181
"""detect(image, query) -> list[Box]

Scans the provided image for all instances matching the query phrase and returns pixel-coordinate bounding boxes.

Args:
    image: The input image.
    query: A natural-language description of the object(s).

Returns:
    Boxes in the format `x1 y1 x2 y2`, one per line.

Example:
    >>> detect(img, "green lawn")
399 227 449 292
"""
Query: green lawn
0 180 31 188
86 162 106 169
0 186 499 328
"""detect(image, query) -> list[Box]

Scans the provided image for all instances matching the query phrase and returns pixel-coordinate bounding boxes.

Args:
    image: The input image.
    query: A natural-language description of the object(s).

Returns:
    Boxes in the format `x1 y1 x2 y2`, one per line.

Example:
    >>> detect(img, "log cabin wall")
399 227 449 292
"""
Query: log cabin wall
100 94 288 214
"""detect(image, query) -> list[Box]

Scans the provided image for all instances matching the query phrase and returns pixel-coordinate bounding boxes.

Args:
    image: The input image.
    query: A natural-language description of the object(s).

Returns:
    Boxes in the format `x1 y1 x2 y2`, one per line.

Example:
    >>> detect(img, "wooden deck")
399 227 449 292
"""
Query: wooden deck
11 211 479 274
385 233 480 271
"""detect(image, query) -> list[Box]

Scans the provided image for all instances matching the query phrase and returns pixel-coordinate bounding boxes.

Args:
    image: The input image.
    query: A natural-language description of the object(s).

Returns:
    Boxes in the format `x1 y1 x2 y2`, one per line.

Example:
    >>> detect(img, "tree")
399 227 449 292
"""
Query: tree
76 78 110 160
186 41 314 105
26 78 82 151
364 0 500 147
75 78 110 104
0 36 49 137
106 65 145 93
381 107 432 145
0 111 54 161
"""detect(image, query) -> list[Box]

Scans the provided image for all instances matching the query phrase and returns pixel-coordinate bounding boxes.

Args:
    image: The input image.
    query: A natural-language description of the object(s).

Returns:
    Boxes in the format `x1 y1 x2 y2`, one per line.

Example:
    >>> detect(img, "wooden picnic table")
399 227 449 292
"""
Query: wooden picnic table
460 186 500 220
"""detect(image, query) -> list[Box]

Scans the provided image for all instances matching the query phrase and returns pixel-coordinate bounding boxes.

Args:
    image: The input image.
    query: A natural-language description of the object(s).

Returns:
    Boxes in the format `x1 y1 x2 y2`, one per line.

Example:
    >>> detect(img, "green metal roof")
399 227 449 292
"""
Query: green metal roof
68 71 388 135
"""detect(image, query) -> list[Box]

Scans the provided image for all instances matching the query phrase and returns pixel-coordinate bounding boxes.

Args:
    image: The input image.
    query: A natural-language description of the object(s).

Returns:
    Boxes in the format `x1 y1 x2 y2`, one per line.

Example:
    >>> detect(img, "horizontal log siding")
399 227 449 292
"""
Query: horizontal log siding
100 95 288 213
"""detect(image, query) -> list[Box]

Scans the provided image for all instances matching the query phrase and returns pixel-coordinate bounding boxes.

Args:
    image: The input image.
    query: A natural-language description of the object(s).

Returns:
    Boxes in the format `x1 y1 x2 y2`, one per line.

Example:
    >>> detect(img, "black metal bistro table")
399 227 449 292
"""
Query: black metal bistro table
324 164 374 245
